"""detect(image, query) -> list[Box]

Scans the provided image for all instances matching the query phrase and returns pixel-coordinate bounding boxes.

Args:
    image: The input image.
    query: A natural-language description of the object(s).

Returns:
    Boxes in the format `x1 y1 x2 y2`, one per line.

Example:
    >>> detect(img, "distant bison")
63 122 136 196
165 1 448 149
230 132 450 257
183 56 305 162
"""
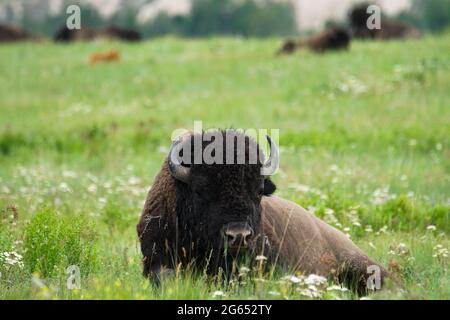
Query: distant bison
0 23 39 43
54 25 141 42
137 130 389 294
89 49 121 64
277 27 351 55
349 3 420 40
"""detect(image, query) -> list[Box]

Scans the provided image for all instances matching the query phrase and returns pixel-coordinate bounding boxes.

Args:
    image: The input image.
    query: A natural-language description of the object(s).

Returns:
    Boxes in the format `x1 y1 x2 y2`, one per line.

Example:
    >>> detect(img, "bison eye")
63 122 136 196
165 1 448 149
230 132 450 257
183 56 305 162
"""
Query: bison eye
258 187 264 196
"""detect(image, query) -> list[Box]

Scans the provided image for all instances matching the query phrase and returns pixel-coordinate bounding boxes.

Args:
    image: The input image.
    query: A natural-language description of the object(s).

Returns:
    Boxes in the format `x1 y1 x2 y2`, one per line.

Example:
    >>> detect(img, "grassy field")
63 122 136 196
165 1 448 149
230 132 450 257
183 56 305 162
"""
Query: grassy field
0 34 449 300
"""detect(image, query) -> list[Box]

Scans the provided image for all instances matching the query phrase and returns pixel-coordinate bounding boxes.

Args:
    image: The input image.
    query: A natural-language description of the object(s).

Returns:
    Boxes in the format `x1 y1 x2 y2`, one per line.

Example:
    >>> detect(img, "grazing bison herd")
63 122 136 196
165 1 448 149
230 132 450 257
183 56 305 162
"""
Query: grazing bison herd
1 3 419 51
277 2 420 55
0 23 142 44
137 130 390 294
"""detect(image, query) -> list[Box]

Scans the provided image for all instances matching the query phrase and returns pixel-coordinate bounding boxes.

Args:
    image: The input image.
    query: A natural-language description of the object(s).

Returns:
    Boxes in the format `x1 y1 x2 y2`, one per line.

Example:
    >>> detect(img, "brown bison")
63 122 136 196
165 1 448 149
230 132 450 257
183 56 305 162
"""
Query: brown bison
137 130 389 294
89 49 121 64
0 23 39 43
54 25 141 42
277 27 351 55
349 3 420 40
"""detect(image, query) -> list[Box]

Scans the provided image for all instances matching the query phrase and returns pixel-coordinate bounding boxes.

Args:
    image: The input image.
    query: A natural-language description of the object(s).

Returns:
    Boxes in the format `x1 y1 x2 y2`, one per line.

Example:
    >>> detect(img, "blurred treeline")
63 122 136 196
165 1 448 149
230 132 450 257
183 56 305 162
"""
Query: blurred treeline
396 0 450 32
2 0 450 38
2 0 297 38
146 0 297 37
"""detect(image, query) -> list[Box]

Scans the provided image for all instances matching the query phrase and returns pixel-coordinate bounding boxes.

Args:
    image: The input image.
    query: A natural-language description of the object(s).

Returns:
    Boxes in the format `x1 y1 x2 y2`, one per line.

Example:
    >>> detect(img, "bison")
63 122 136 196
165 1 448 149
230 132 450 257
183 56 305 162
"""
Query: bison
54 25 141 42
349 3 420 40
89 49 121 64
277 27 351 55
0 23 40 43
137 130 389 294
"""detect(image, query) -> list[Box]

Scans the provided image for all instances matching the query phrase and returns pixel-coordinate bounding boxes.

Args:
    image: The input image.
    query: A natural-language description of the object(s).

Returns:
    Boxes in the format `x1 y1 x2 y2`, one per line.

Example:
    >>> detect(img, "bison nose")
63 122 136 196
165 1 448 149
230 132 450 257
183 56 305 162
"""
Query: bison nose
224 222 254 247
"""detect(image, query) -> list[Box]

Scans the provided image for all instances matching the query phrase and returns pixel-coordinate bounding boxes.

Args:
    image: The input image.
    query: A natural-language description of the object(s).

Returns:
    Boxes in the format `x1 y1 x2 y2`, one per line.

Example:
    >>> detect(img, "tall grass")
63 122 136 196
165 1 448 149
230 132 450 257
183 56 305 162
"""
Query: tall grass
0 34 448 299
23 208 97 277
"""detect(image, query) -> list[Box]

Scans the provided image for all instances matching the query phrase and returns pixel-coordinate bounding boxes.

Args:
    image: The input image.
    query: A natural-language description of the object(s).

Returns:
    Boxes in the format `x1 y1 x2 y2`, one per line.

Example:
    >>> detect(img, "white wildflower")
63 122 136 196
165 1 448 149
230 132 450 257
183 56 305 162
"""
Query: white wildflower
285 275 302 284
346 208 361 228
324 208 342 228
0 251 24 268
343 227 351 238
59 182 71 193
289 184 311 193
389 243 409 256
372 187 393 205
62 170 77 178
298 287 322 299
239 266 250 274
87 184 97 193
327 285 349 292
376 225 389 236
329 164 340 174
304 274 327 286
432 245 448 259
128 177 141 185
336 76 368 96
212 290 225 297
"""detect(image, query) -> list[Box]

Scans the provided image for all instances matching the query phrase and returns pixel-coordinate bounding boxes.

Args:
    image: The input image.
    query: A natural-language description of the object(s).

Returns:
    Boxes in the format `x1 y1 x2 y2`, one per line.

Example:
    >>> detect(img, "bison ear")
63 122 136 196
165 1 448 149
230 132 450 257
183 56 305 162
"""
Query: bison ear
263 178 277 195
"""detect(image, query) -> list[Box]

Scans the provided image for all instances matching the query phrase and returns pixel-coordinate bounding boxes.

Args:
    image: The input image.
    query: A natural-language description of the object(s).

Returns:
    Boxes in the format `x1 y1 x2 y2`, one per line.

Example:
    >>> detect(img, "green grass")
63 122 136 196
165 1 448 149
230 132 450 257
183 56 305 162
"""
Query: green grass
0 34 449 299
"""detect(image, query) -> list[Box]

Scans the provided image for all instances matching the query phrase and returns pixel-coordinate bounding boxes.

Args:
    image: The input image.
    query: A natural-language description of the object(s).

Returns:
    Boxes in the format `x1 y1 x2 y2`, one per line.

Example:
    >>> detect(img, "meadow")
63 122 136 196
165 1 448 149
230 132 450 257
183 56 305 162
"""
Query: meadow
0 33 449 299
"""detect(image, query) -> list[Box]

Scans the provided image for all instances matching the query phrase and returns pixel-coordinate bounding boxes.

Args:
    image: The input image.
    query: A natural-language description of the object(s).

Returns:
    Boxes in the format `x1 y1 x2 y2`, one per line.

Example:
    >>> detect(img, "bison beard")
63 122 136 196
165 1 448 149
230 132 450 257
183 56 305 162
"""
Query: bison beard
137 130 389 294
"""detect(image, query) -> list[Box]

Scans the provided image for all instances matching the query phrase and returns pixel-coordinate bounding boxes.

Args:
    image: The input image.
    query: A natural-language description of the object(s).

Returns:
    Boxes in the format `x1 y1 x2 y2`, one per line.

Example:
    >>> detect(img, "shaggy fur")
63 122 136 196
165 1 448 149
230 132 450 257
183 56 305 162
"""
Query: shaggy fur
137 130 388 294
277 27 351 55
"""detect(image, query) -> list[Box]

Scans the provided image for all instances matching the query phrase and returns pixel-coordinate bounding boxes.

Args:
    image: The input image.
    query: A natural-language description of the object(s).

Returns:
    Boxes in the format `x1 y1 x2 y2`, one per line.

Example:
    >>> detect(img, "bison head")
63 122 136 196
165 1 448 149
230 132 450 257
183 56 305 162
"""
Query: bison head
167 130 278 263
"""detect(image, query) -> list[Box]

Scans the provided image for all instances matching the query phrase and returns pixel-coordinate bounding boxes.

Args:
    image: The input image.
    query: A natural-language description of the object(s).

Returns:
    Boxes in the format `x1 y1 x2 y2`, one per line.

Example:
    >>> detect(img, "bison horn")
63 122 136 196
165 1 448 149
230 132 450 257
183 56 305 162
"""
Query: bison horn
262 135 279 177
168 135 191 183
